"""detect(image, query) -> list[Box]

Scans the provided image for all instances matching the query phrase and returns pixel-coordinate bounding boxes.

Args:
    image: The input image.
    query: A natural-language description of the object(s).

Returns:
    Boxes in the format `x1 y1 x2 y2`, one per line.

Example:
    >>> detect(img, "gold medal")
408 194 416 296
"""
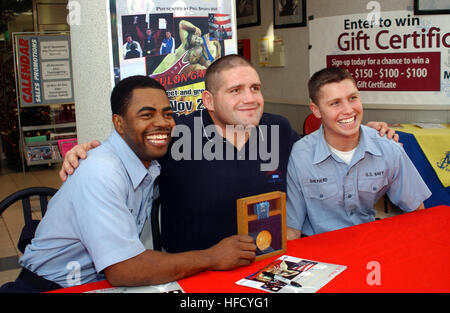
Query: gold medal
256 230 272 251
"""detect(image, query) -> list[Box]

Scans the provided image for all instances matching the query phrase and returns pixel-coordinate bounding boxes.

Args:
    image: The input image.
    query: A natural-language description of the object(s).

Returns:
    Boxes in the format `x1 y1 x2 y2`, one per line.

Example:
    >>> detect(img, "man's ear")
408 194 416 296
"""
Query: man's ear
112 114 125 136
309 102 321 119
202 90 214 111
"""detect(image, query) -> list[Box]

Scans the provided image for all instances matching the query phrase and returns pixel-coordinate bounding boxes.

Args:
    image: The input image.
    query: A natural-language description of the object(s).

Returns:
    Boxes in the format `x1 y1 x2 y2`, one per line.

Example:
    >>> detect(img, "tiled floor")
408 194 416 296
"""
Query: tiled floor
0 164 404 287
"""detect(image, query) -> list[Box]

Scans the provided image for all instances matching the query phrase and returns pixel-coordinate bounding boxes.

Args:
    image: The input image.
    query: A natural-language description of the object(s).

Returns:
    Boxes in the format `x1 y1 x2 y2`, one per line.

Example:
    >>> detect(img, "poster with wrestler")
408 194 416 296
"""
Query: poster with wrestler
109 0 237 115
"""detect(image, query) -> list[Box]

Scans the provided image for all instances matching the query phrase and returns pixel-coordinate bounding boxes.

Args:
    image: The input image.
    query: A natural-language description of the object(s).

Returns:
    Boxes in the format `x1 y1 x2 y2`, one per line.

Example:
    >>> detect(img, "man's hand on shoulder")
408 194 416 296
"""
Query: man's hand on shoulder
59 140 101 182
366 121 399 142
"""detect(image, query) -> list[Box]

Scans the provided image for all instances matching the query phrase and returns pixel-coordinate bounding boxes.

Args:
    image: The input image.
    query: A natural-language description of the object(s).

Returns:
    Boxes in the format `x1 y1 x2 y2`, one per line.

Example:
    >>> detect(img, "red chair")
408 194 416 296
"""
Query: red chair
303 113 322 135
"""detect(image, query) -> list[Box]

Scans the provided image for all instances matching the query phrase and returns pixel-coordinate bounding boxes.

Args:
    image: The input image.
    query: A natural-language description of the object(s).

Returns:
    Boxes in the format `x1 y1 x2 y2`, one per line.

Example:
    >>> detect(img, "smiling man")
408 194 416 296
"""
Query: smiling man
201 55 265 148
0 76 256 293
286 67 431 238
158 55 300 252
60 56 399 255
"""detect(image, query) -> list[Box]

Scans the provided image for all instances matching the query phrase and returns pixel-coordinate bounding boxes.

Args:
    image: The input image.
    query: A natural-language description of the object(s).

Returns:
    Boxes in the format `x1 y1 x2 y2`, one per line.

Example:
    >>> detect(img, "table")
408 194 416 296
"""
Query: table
396 124 450 207
54 205 450 293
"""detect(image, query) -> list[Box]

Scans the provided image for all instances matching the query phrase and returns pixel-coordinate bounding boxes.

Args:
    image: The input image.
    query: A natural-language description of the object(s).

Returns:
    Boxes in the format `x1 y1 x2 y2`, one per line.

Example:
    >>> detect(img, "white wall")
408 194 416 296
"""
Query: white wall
70 0 113 142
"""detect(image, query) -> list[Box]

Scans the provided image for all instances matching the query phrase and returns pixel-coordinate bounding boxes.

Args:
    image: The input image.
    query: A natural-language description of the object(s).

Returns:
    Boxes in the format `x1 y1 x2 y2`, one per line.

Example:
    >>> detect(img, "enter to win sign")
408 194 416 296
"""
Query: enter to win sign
327 52 440 91
310 11 450 106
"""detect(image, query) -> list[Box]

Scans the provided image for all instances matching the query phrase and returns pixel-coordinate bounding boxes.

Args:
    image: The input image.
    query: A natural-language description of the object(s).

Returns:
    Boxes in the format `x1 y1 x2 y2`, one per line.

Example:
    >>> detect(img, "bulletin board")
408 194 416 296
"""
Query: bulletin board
13 33 74 107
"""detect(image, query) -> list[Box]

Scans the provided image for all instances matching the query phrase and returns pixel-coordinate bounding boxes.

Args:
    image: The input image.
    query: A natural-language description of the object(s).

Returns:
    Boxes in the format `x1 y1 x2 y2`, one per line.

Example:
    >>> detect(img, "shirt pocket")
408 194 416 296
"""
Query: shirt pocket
357 176 389 207
302 177 339 201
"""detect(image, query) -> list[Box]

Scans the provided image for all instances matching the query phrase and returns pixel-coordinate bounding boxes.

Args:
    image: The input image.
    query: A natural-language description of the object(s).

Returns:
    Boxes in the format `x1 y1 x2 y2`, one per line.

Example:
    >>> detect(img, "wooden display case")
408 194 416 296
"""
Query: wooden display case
237 191 286 261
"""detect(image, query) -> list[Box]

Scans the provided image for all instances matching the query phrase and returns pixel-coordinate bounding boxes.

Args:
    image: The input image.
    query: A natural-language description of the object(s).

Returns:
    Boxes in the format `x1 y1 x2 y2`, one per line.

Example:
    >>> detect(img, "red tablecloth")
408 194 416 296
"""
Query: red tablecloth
54 205 450 293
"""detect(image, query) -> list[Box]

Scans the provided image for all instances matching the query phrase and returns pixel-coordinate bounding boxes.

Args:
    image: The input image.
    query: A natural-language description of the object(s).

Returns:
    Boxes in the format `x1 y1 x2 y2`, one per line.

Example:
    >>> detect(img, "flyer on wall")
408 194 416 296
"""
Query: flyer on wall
109 0 237 115
13 34 74 107
309 10 450 106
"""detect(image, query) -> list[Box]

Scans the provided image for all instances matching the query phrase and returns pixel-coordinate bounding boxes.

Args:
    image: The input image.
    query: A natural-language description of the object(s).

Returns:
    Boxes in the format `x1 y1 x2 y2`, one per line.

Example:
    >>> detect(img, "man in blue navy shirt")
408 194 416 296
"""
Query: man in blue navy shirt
286 67 431 238
0 75 255 293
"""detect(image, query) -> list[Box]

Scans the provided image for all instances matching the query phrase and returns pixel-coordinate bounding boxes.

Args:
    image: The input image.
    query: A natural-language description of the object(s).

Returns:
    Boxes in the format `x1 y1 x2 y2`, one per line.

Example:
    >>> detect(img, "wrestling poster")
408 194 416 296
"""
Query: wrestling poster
309 11 450 107
109 0 237 115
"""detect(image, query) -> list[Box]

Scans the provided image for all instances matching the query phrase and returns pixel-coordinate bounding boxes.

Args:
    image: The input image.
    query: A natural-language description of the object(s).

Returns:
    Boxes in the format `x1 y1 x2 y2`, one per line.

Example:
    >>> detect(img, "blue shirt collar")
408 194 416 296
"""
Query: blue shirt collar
313 125 382 165
106 129 160 190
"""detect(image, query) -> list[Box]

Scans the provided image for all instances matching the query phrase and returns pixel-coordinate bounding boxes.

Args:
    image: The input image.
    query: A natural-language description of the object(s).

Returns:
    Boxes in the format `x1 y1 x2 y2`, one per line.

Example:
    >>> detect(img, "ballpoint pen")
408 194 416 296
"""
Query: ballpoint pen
262 271 302 288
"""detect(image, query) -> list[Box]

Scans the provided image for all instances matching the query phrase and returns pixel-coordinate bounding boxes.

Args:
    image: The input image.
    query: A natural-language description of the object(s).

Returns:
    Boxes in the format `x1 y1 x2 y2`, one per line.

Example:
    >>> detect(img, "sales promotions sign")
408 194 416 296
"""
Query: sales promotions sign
309 11 450 106
14 34 74 107
109 0 237 115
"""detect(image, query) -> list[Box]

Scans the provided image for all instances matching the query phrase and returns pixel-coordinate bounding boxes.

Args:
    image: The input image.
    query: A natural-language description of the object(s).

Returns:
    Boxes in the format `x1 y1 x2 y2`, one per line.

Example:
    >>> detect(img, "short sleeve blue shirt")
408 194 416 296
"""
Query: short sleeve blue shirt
286 125 431 236
19 130 160 288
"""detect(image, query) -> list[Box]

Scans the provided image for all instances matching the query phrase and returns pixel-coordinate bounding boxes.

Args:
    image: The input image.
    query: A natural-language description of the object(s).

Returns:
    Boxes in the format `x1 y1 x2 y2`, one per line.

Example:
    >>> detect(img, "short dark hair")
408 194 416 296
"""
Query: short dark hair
308 67 355 104
205 54 254 93
110 75 167 116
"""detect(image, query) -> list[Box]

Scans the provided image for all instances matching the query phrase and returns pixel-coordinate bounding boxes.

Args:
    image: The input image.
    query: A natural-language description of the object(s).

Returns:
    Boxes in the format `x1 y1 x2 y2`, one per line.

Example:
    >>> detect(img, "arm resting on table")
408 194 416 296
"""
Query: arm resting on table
104 235 256 287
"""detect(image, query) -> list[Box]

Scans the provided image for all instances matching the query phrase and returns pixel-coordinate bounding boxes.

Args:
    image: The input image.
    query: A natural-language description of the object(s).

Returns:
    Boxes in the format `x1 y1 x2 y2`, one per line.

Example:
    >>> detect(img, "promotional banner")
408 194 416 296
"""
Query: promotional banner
14 34 74 107
309 11 450 106
109 0 237 115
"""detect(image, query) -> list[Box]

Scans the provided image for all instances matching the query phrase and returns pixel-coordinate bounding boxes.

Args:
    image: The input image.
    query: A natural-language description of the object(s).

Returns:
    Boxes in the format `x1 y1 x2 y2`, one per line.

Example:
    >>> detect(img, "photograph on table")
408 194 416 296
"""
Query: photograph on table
236 255 346 293
237 191 286 260
242 257 316 292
